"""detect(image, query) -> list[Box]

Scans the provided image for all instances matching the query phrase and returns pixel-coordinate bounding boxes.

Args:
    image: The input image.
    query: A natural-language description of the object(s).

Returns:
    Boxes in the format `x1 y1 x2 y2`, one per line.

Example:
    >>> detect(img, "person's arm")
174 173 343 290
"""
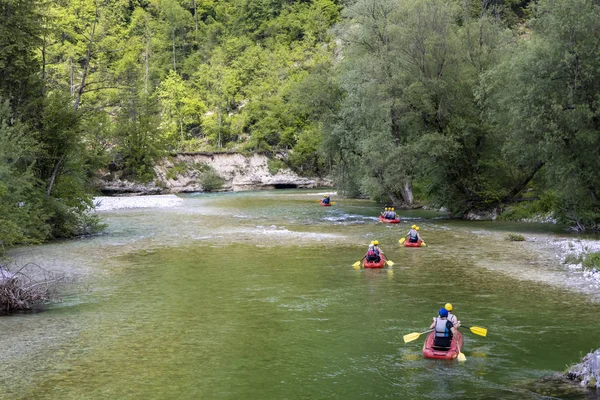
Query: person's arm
429 318 436 329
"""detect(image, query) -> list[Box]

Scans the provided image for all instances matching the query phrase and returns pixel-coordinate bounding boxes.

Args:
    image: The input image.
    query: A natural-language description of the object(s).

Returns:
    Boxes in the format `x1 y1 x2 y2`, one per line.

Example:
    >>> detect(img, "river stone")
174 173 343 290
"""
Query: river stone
567 349 600 390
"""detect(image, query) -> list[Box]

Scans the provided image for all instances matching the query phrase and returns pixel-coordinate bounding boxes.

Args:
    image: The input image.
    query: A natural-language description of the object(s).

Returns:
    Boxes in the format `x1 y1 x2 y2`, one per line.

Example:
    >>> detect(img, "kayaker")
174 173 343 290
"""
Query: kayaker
371 240 384 258
365 244 380 263
322 195 330 205
429 308 457 348
388 207 397 220
382 207 390 219
405 225 422 243
445 303 461 328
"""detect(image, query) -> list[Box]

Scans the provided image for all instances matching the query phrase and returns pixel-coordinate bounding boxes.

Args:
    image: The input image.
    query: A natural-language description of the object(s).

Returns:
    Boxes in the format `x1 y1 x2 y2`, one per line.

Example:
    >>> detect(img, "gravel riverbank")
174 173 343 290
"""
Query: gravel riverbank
93 194 184 211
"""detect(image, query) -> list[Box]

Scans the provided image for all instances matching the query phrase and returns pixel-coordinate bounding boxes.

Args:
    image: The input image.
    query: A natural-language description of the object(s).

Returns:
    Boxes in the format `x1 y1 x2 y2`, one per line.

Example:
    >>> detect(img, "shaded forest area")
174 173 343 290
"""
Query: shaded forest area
1 0 599 254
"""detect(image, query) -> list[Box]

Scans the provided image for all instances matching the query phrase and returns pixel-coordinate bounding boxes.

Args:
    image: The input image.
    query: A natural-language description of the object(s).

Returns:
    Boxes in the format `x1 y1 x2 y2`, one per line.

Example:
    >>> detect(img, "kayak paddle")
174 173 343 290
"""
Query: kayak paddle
385 259 395 267
399 238 405 244
462 325 487 337
352 256 366 269
420 241 427 247
403 329 433 343
457 342 466 362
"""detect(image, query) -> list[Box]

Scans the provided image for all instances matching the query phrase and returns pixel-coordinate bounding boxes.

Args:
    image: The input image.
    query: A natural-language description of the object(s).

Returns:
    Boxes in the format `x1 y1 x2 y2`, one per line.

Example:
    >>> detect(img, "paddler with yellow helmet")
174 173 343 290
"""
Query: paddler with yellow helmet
444 303 461 328
405 224 422 243
370 240 385 260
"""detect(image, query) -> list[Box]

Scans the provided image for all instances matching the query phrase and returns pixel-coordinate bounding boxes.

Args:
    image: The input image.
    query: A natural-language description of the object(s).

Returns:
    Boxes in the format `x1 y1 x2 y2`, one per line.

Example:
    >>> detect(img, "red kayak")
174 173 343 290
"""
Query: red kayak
363 257 386 269
379 216 400 224
422 331 464 360
404 239 423 247
320 201 331 207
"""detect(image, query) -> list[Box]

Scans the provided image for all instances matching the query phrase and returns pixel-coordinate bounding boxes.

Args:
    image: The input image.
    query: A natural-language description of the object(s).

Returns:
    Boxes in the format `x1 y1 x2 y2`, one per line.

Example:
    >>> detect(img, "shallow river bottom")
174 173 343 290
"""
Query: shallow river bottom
2 190 599 399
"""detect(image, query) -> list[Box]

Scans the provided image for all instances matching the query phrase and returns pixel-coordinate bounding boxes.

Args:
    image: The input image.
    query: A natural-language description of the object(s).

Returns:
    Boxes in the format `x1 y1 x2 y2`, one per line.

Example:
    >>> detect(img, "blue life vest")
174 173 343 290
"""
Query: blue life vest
435 318 452 338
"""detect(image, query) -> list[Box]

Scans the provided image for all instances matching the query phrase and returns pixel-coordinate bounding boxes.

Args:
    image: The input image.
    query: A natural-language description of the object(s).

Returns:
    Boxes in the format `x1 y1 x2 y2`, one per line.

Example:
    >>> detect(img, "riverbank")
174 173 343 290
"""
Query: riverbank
568 349 600 390
97 152 332 195
93 195 184 211
540 237 600 288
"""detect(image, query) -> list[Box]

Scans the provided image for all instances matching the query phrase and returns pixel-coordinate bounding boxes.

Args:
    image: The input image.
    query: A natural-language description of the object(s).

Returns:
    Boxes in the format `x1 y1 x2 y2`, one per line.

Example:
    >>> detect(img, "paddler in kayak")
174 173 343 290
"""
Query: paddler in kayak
386 208 397 220
429 308 457 348
405 225 422 243
445 303 461 328
322 194 331 205
371 240 384 258
364 244 380 263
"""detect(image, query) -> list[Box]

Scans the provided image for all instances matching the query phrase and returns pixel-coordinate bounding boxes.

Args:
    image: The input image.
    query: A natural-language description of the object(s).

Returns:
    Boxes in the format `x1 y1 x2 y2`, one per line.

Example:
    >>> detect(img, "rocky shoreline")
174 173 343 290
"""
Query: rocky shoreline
567 349 600 390
552 238 600 287
96 152 332 195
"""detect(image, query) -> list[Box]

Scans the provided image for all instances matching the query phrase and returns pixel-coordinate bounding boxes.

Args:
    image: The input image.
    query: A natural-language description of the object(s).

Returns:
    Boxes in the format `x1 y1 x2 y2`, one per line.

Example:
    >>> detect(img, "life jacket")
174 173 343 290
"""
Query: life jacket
448 312 457 325
435 318 452 339
367 249 377 258
409 229 418 240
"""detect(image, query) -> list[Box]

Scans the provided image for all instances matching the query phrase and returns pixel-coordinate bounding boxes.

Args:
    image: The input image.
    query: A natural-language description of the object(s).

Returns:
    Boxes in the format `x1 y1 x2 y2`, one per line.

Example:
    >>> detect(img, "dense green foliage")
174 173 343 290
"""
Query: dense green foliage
324 0 600 231
0 0 341 252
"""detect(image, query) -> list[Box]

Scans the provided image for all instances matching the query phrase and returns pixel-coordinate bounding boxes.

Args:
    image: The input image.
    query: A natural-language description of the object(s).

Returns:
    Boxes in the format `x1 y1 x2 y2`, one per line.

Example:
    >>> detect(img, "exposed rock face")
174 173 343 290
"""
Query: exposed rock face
465 208 498 221
96 152 331 195
567 349 600 389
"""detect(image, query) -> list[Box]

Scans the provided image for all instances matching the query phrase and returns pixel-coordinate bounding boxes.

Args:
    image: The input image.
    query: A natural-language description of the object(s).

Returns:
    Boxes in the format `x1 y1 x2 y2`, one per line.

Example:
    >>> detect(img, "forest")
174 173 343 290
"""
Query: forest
1 0 599 252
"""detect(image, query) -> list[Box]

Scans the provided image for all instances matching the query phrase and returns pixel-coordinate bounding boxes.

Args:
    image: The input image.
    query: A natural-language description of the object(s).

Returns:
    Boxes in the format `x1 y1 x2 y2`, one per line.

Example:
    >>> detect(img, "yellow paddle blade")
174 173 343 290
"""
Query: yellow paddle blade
399 238 405 244
352 261 361 268
457 352 467 362
420 242 427 247
331 202 336 205
469 326 487 337
403 332 422 343
385 260 395 267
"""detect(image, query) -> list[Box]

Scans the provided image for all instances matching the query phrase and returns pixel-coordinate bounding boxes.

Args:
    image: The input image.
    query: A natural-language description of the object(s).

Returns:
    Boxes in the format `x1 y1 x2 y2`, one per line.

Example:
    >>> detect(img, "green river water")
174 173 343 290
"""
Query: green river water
2 189 599 399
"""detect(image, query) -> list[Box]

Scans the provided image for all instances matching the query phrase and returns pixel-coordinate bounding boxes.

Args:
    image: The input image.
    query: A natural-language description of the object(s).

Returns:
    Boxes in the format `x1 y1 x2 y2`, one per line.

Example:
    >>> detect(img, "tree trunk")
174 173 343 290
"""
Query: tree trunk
144 35 150 93
193 0 198 32
74 4 99 112
172 28 177 72
46 154 66 199
217 104 222 148
399 180 414 205
501 161 544 204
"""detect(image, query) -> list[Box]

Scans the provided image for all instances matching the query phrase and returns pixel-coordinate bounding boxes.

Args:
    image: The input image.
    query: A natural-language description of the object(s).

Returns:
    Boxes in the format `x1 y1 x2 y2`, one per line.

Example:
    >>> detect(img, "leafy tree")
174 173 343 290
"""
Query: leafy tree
489 0 600 230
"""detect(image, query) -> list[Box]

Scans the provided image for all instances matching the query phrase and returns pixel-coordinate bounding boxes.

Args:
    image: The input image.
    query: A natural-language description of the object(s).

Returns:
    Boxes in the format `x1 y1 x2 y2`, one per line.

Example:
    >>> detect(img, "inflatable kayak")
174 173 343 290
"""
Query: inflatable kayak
363 257 386 269
422 331 464 360
320 201 331 207
404 239 423 247
379 216 400 224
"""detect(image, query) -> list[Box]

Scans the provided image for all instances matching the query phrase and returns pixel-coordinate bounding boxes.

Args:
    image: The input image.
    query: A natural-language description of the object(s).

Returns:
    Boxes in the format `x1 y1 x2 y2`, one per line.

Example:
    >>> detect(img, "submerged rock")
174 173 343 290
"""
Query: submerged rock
525 373 596 399
567 349 600 390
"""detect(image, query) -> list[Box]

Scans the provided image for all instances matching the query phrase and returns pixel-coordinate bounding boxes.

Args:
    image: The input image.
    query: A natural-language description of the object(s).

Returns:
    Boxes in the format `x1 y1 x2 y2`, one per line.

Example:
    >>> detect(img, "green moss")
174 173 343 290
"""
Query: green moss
200 169 224 192
267 158 287 175
582 252 600 270
165 162 189 180
564 254 583 265
506 233 525 242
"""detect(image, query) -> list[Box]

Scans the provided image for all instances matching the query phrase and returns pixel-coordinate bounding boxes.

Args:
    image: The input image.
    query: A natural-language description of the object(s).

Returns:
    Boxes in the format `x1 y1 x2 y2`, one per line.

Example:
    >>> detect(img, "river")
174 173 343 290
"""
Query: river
1 189 599 399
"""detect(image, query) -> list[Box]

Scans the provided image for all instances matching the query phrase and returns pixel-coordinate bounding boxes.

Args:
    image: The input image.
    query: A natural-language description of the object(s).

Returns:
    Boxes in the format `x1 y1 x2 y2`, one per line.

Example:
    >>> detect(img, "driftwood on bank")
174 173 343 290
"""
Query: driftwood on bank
0 262 66 314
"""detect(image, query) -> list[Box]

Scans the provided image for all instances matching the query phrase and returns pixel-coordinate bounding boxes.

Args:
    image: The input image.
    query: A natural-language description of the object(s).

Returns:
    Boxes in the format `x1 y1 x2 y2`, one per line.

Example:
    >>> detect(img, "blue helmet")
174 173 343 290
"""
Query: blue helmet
439 308 448 318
